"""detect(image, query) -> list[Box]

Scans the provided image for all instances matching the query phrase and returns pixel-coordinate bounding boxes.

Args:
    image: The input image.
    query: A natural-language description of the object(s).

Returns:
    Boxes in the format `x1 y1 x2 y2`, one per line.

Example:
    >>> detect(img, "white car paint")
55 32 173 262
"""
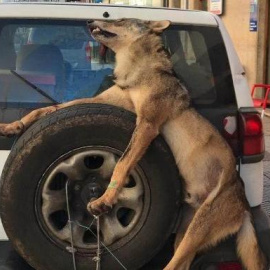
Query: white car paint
0 218 8 240
0 151 9 178
0 4 263 241
213 14 263 207
0 151 10 240
0 3 218 26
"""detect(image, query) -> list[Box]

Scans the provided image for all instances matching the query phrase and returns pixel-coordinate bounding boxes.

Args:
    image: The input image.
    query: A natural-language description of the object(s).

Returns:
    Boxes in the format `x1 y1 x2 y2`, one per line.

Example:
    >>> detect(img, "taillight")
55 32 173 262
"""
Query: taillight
240 113 264 156
217 262 242 270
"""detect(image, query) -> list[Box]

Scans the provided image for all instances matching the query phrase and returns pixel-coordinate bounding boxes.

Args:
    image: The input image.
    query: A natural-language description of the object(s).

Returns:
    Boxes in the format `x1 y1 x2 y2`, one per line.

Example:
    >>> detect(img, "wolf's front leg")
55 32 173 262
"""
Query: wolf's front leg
0 105 59 137
87 119 160 215
0 85 133 137
0 121 24 137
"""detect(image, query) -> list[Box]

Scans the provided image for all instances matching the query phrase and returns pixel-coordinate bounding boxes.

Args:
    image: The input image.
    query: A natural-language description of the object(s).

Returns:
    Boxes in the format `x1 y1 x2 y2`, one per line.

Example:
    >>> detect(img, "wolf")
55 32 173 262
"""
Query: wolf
0 19 267 270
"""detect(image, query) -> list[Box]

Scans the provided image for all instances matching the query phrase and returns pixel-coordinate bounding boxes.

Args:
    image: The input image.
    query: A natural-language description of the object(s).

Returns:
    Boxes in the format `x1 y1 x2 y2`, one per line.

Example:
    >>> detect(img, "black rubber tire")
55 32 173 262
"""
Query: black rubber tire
0 104 181 270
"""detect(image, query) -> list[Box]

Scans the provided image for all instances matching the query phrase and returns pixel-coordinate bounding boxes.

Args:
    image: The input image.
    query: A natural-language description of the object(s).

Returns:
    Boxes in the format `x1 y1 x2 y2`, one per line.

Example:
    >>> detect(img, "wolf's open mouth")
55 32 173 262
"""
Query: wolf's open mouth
91 26 117 38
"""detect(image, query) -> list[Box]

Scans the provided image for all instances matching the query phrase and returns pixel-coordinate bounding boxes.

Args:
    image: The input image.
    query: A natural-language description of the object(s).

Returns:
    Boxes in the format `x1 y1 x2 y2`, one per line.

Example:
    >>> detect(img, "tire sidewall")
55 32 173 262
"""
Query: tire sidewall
0 105 181 270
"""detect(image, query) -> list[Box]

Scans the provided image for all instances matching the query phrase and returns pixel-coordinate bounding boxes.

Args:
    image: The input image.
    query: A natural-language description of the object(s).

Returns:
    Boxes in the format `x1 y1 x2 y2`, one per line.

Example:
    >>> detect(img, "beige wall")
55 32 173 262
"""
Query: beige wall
187 0 262 88
221 0 258 88
188 0 205 10
257 0 269 85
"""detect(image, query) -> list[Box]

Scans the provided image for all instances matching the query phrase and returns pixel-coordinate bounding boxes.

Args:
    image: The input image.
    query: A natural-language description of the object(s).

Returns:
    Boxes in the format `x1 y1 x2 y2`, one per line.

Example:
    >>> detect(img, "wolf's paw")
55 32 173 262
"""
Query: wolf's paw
87 199 113 216
87 190 118 216
0 121 24 137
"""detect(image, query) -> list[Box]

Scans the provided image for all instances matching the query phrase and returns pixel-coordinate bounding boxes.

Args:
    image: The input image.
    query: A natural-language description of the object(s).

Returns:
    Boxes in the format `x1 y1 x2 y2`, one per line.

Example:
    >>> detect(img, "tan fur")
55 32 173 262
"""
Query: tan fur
237 212 267 270
0 19 266 269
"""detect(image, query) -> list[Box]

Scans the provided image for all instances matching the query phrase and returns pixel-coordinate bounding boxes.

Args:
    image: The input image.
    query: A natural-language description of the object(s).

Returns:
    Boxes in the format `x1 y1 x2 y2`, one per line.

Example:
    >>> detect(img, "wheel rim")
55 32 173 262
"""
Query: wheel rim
36 146 149 253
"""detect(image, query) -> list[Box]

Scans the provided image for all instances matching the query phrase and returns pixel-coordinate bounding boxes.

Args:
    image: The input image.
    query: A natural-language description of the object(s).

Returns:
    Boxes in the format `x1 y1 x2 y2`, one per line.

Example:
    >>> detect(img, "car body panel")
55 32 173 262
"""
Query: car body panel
0 151 9 240
0 4 263 207
0 3 218 26
0 6 268 270
213 14 264 207
0 219 7 240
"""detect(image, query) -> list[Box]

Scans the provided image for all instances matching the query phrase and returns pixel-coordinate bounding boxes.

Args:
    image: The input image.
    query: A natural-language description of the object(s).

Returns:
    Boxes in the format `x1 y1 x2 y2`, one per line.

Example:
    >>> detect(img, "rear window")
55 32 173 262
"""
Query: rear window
0 19 234 116
164 25 235 106
27 26 89 50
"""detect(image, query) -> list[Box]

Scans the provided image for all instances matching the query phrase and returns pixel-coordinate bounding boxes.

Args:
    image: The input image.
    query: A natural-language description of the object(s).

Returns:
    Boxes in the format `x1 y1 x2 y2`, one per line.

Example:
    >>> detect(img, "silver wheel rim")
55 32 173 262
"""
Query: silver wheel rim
36 146 148 252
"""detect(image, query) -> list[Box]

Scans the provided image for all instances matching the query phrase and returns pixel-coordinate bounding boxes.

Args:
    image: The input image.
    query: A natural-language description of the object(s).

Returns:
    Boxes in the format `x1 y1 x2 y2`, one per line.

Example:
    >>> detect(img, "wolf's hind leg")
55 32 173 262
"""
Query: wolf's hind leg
164 184 246 270
174 203 195 250
0 85 133 137
173 204 196 270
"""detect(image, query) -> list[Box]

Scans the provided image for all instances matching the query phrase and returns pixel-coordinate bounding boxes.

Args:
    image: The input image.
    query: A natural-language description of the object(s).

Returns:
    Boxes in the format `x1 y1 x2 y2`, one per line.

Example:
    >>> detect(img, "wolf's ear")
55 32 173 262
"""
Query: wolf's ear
148 20 171 33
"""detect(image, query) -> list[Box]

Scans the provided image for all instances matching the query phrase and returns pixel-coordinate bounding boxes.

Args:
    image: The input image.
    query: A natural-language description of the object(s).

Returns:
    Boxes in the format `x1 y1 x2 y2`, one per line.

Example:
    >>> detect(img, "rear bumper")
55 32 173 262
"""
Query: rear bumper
0 207 269 269
191 206 270 269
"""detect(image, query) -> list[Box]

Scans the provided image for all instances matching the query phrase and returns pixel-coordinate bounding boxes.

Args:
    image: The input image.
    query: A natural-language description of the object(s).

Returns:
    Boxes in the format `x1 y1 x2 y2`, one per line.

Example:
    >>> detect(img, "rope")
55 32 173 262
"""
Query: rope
94 215 101 270
65 181 127 270
75 222 127 270
65 181 77 270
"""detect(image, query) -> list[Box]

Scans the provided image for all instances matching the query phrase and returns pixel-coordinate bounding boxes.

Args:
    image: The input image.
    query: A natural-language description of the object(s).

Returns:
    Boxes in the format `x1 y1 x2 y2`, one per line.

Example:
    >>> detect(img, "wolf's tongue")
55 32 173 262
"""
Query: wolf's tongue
99 44 108 57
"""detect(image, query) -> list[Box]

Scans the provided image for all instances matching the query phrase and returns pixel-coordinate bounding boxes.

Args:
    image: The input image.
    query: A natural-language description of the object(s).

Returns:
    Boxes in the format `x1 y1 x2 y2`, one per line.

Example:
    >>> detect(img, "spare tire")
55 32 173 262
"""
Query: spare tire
0 104 182 270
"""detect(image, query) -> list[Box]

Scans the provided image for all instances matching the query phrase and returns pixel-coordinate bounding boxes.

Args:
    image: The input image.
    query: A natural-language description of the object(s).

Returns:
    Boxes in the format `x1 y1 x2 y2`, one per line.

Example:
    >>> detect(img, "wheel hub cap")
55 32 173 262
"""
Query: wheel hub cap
36 147 147 252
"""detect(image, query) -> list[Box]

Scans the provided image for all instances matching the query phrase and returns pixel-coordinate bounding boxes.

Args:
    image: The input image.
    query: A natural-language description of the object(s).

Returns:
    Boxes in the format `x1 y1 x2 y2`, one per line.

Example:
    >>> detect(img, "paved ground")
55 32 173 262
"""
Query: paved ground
262 111 270 216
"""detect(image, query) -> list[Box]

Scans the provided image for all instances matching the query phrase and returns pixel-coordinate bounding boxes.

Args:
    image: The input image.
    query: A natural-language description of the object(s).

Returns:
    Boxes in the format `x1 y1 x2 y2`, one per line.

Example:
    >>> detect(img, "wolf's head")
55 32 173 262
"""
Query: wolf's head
88 19 170 52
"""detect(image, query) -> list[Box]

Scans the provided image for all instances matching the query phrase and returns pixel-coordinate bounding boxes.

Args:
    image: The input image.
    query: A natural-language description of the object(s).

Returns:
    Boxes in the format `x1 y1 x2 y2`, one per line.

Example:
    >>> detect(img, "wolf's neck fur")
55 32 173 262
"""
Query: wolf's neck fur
114 33 174 89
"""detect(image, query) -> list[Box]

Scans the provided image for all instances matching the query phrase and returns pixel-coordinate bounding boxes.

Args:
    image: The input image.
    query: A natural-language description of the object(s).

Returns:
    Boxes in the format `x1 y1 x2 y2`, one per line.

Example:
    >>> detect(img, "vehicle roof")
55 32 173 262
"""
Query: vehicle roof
0 3 218 26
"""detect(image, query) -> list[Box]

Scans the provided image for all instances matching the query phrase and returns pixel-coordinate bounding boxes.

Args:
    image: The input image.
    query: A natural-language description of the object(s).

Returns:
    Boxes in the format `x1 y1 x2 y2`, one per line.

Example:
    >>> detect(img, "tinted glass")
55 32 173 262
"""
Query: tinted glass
0 20 234 108
0 19 236 150
0 20 114 109
164 25 235 106
0 20 235 110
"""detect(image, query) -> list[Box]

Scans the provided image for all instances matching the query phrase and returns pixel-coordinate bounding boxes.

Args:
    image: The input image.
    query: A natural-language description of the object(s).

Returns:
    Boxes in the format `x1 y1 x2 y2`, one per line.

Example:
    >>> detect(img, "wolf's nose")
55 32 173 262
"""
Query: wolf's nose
87 20 94 25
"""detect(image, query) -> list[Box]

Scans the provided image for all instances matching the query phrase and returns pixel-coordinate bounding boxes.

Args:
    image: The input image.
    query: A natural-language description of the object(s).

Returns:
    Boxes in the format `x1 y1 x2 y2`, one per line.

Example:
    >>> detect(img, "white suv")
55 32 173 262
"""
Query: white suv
0 3 269 270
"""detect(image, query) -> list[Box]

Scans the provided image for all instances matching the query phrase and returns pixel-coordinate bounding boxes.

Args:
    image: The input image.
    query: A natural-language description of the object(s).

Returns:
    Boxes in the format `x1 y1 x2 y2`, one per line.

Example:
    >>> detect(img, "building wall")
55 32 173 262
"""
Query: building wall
268 8 270 84
187 0 263 88
258 0 269 85
217 0 258 88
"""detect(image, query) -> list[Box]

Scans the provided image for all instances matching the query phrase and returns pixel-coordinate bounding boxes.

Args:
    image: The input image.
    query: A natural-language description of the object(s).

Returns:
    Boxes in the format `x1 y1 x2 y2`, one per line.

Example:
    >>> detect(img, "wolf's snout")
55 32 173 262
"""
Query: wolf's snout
87 20 99 35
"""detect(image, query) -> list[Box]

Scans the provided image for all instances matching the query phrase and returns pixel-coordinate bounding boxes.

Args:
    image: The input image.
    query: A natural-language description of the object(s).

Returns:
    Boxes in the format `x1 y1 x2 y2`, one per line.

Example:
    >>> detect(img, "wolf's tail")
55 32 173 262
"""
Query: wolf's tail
237 211 267 270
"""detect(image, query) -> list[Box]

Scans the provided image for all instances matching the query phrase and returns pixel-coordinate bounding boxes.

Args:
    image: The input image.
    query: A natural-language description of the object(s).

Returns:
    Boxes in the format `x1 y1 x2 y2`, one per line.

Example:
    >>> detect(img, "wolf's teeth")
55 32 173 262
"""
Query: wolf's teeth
93 27 101 33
